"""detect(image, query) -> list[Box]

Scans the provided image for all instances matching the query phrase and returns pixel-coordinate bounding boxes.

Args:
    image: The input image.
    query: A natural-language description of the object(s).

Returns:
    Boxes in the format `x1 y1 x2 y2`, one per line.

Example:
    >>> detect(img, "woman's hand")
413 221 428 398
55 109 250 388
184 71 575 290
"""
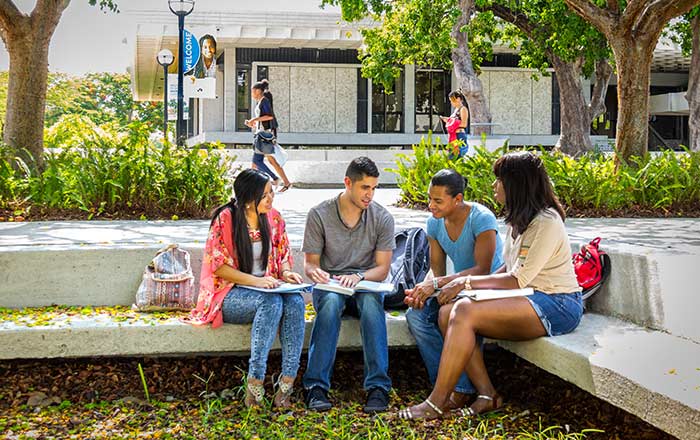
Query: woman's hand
282 270 304 284
437 277 465 305
253 276 282 289
403 280 436 309
244 119 255 128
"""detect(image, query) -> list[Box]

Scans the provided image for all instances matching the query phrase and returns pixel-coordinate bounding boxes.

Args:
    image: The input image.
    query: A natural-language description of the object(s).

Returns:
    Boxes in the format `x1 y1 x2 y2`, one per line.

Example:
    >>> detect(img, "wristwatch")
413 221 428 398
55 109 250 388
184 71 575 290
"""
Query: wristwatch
432 278 439 290
356 272 365 281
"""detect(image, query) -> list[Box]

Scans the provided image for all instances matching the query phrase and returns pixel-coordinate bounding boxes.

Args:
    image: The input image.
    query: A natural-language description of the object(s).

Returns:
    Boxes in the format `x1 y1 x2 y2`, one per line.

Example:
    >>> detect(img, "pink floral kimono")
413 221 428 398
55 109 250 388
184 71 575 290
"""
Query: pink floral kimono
184 207 293 328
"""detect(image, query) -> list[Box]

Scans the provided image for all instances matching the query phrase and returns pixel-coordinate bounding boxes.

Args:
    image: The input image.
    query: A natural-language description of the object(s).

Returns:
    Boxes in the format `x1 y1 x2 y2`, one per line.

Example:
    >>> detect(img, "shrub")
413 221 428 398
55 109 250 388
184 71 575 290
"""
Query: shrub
391 136 700 216
1 115 236 219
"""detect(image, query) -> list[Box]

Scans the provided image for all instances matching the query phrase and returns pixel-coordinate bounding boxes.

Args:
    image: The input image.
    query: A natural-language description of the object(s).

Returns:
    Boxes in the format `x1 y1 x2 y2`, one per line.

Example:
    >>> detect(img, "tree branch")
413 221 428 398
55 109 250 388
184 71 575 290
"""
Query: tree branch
563 0 617 36
607 0 620 15
0 0 28 37
486 3 538 37
587 58 613 121
637 0 700 37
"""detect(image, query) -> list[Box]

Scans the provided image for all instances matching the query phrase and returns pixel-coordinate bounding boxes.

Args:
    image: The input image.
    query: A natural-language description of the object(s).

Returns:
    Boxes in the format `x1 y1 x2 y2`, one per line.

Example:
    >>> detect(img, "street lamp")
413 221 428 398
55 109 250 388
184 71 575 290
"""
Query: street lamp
168 0 195 146
156 49 174 142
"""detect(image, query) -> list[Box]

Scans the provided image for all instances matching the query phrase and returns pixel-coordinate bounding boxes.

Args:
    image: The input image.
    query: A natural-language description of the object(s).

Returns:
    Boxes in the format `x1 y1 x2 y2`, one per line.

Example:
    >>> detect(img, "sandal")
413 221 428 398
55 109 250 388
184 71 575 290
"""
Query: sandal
273 377 295 409
277 183 293 193
454 393 502 417
245 381 265 408
398 398 444 420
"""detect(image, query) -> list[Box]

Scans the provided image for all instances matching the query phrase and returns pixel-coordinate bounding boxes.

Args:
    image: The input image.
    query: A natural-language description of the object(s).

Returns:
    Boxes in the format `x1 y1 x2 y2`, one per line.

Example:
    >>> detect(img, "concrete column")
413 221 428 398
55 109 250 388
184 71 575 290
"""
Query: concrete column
404 64 415 133
367 78 373 134
223 47 236 132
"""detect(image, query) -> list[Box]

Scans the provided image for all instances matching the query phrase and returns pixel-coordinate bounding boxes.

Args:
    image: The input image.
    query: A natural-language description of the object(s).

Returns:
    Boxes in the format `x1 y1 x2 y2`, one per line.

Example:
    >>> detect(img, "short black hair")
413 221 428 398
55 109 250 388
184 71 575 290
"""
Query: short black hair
431 169 467 197
345 156 379 182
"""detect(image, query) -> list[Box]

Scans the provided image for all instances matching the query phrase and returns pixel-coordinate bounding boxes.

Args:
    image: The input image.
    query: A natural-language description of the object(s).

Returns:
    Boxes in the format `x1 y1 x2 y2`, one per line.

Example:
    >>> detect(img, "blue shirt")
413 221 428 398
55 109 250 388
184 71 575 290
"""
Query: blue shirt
426 202 504 273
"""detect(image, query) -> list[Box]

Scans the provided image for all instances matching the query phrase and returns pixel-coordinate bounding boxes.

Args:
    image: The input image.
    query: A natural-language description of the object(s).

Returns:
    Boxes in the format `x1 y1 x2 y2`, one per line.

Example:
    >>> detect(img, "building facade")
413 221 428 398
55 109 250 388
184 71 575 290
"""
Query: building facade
130 2 691 149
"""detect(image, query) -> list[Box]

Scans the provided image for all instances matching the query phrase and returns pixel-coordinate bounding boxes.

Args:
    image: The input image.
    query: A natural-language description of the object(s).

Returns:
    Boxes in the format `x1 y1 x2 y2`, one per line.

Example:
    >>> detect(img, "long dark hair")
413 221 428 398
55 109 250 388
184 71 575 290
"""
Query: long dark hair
493 151 565 235
210 169 271 274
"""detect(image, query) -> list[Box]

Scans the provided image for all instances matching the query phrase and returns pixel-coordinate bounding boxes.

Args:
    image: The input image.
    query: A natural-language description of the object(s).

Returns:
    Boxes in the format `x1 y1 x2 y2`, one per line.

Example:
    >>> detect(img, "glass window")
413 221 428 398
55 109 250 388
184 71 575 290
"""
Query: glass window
371 73 404 133
236 66 251 131
415 70 451 133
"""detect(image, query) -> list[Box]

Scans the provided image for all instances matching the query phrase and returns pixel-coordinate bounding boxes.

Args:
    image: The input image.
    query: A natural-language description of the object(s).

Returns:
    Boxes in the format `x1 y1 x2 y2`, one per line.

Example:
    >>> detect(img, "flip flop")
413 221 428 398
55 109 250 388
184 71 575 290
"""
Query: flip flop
398 398 444 420
278 183 293 193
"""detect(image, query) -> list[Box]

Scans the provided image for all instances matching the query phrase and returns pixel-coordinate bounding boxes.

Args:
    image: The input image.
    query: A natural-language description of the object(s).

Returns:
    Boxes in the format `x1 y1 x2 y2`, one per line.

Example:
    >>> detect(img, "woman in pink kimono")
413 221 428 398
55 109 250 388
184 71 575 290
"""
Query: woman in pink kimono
185 168 306 408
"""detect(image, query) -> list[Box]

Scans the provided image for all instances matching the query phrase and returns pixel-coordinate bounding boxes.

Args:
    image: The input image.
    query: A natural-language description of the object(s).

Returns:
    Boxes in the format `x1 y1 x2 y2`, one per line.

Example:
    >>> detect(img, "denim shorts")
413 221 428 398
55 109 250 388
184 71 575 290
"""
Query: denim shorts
526 291 583 336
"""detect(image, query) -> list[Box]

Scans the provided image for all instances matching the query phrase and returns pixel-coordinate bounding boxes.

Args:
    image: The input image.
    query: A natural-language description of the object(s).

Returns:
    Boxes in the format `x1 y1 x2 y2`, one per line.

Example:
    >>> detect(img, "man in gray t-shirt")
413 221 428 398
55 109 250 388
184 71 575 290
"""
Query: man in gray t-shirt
302 157 395 414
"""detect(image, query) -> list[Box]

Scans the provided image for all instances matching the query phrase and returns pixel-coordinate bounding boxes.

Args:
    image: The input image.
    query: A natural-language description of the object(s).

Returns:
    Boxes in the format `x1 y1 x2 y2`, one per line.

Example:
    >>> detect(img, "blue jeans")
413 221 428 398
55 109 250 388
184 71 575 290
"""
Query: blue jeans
252 153 278 181
526 291 583 336
405 298 476 394
303 289 391 392
221 286 305 380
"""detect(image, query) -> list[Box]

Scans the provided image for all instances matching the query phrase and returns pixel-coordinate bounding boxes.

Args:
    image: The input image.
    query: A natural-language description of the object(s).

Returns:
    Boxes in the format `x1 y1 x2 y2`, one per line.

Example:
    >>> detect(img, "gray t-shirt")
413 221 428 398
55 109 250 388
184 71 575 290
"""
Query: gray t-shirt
302 194 396 275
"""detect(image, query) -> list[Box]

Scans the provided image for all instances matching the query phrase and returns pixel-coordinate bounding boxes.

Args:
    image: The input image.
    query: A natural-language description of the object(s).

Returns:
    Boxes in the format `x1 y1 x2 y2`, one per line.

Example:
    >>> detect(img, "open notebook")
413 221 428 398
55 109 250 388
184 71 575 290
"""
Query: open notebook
431 287 534 301
315 279 395 297
240 283 313 293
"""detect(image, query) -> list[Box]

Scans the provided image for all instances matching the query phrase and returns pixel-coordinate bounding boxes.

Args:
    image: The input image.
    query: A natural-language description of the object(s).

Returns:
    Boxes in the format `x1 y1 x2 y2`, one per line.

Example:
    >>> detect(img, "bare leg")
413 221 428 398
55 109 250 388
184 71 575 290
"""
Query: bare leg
265 155 291 187
402 297 545 419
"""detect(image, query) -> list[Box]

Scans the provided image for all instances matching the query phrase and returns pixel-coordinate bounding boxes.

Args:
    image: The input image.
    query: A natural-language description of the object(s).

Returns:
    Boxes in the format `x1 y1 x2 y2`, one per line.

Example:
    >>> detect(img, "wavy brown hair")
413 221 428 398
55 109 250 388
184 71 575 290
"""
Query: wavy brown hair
493 151 565 235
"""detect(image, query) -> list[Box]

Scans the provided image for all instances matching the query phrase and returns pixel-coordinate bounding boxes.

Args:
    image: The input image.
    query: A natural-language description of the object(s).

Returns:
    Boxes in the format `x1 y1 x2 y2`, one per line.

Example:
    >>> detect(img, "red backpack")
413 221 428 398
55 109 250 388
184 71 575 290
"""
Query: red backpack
572 237 611 301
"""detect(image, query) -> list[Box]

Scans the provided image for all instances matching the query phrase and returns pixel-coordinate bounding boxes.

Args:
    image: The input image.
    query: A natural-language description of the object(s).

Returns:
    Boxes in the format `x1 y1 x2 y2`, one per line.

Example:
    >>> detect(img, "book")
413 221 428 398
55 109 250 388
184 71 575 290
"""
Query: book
457 288 533 301
315 279 395 296
430 287 533 301
240 282 313 293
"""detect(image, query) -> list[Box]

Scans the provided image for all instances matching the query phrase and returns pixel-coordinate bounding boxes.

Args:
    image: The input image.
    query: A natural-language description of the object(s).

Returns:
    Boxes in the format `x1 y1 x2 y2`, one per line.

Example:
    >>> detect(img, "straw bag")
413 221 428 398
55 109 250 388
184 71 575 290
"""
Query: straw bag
133 244 196 311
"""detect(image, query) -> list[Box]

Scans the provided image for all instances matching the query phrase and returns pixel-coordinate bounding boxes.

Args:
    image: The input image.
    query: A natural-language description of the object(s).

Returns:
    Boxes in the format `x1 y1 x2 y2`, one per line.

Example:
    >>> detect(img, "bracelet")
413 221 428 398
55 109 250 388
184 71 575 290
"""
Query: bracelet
432 278 439 290
464 275 473 291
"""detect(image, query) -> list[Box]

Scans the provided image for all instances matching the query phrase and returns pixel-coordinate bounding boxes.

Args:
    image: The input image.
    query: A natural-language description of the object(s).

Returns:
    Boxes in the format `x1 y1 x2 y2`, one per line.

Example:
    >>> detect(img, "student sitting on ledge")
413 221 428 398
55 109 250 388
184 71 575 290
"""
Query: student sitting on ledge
302 157 396 414
404 169 504 412
399 151 583 420
185 168 306 409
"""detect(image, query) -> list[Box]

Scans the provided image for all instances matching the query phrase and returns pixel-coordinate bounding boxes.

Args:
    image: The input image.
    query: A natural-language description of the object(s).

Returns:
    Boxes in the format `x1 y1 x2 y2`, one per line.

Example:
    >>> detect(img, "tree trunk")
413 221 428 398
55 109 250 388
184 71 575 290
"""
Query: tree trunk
551 58 593 155
452 0 492 136
1 1 68 171
687 14 700 151
612 39 656 160
4 32 51 169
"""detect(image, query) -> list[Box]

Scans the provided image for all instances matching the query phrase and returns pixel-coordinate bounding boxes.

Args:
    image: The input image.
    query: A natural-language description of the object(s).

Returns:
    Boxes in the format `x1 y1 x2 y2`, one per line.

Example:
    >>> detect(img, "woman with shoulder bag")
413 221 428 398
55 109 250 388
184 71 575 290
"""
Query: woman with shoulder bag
185 168 306 408
245 79 293 193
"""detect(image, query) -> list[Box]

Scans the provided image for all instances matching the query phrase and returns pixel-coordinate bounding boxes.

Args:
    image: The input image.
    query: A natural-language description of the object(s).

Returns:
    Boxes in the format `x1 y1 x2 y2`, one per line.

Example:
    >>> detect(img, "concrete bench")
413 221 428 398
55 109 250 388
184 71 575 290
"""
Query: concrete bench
1 217 699 439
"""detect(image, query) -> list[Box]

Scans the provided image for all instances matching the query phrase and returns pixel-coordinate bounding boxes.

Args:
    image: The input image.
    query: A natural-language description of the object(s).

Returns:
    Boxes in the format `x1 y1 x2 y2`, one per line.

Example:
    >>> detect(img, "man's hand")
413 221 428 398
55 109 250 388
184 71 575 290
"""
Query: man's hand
437 277 465 305
307 267 331 284
333 273 361 288
403 280 436 310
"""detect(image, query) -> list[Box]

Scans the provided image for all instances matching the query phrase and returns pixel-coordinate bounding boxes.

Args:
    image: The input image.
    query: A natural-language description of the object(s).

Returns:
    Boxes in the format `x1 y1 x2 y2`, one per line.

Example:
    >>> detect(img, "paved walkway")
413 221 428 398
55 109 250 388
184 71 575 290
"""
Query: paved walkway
2 189 700 256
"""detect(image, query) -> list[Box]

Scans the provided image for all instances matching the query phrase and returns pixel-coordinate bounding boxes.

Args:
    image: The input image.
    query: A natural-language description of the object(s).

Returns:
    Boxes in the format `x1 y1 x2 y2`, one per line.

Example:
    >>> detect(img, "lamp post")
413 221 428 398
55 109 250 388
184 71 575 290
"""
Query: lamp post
156 49 174 142
168 0 195 146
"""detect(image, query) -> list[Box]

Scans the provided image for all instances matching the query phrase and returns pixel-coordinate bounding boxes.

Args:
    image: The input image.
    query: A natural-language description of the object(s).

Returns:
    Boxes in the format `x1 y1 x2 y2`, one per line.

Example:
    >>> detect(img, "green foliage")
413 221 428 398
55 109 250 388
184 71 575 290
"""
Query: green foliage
664 6 700 57
0 71 164 133
393 136 700 214
0 115 235 219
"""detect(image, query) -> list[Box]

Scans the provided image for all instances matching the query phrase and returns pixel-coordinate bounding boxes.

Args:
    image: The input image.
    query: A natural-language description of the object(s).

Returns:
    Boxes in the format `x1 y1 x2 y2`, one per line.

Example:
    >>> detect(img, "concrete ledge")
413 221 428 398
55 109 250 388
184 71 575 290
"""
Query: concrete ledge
495 314 700 440
0 311 414 359
0 307 697 439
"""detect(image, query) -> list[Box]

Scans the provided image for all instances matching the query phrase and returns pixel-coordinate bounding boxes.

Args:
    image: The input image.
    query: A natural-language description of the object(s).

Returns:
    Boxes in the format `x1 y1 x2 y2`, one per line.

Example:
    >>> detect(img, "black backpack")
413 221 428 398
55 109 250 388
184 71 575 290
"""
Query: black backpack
383 227 431 310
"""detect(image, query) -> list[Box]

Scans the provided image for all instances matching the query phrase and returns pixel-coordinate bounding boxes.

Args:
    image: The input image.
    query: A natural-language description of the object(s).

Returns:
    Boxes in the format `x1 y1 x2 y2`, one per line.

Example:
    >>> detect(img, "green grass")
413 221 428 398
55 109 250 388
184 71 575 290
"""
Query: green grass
0 398 604 440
